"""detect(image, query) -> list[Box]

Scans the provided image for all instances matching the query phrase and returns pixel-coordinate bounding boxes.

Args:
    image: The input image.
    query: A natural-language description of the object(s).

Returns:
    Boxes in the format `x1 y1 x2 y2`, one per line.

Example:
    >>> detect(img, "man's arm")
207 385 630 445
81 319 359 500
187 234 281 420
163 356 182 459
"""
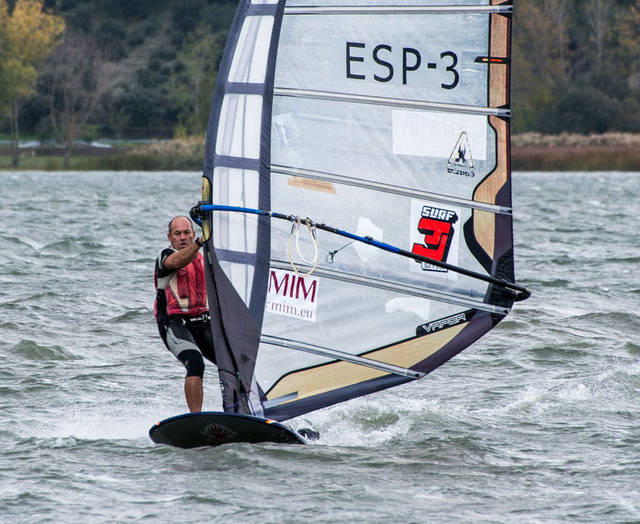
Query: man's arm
163 238 203 270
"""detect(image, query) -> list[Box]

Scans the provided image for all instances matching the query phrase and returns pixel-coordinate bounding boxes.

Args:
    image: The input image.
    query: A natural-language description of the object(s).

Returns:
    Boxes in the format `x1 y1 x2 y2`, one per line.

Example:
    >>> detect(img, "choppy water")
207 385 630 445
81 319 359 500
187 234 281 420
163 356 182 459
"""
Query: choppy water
1 170 638 523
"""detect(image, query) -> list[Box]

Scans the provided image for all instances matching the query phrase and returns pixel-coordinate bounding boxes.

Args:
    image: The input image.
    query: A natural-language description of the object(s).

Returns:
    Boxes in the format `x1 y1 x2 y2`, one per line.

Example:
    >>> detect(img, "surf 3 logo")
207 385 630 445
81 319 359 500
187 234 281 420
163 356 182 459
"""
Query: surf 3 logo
411 205 458 272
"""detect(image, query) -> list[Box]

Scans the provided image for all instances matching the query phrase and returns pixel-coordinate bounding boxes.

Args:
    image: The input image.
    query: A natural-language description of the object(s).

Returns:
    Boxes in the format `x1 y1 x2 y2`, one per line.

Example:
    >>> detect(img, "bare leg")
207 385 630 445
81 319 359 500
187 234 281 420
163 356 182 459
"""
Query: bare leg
184 376 203 412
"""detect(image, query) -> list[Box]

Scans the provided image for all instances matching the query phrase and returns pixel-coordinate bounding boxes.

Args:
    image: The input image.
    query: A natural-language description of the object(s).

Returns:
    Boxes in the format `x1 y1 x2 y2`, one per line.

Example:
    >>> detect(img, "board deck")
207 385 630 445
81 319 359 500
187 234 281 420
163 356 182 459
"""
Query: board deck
149 411 306 448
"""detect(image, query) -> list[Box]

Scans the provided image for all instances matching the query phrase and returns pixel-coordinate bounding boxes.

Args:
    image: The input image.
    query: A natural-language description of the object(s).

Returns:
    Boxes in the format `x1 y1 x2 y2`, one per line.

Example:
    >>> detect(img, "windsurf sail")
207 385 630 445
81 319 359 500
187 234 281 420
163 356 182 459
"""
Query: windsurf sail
196 0 528 421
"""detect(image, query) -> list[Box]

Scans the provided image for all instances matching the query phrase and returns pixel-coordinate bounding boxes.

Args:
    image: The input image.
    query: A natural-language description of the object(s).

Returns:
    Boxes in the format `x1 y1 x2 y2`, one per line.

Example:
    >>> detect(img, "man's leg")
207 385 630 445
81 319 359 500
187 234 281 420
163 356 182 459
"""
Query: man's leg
163 319 207 412
176 349 205 412
184 376 203 412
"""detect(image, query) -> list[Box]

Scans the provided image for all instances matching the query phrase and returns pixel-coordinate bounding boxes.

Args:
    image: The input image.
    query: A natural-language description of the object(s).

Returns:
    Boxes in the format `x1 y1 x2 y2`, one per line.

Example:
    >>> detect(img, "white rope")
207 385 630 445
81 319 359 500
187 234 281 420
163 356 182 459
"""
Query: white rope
287 218 319 276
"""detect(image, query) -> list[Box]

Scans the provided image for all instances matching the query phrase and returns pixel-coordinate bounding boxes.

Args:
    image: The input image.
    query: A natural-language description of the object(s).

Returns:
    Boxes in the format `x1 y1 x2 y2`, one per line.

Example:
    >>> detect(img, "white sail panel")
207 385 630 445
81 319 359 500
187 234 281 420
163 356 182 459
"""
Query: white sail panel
271 98 499 202
266 175 488 292
253 2 514 416
275 12 489 106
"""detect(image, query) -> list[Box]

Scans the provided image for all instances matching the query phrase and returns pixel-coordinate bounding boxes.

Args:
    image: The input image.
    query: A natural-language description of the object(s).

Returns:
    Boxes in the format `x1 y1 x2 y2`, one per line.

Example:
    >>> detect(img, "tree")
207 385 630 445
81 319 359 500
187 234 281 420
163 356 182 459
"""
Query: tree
0 0 64 166
43 31 117 167
617 4 640 84
585 0 613 72
167 23 222 135
512 1 571 132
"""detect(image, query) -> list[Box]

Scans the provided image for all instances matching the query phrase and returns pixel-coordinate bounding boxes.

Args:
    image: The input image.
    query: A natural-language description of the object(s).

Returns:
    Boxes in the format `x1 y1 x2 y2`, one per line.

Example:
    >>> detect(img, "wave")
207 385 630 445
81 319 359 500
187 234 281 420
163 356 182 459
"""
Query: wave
106 310 149 324
623 341 640 354
38 239 104 256
571 311 640 330
9 339 79 361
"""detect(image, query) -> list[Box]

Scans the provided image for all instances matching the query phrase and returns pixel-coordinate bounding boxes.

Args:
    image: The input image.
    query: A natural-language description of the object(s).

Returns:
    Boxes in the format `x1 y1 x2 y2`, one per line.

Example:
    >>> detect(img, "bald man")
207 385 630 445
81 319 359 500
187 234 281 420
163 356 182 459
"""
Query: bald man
154 215 215 412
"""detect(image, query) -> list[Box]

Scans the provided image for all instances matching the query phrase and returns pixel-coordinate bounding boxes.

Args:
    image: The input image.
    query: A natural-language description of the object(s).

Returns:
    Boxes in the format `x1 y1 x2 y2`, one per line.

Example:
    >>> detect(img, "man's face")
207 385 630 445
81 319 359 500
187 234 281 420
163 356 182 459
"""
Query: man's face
167 217 195 250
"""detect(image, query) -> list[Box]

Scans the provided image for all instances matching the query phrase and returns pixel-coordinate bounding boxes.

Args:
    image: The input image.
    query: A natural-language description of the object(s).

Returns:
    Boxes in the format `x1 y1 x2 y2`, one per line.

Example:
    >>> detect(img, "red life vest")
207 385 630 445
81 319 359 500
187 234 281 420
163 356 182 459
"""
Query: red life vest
156 252 208 318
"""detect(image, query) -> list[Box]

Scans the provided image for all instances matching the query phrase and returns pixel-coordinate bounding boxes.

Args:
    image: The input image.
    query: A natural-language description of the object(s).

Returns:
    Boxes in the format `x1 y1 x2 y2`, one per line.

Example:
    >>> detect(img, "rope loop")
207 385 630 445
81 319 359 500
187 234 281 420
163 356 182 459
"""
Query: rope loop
288 217 319 276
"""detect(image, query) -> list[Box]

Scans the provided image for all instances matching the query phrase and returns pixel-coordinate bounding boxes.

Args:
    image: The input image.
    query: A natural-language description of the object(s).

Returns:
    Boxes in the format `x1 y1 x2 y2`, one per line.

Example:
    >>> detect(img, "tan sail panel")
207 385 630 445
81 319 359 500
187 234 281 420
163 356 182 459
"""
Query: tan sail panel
266 323 467 404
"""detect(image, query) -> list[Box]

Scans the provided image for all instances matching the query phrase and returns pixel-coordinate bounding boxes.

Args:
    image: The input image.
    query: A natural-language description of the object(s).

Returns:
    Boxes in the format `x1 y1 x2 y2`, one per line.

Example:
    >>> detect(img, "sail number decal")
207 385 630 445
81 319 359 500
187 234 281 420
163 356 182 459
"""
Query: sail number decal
346 42 459 89
410 201 461 278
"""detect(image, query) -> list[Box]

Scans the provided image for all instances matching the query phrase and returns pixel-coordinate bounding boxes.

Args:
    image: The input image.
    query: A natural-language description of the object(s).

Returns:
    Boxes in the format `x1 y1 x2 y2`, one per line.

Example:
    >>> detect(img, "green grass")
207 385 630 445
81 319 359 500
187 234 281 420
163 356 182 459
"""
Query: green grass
0 151 202 171
0 155 84 170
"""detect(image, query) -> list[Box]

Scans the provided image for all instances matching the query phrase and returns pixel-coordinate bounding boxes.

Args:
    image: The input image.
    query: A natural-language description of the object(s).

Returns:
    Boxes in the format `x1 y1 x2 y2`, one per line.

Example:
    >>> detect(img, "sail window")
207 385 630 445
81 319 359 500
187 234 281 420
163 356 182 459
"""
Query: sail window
220 261 256 306
216 94 263 159
213 167 260 255
229 16 275 84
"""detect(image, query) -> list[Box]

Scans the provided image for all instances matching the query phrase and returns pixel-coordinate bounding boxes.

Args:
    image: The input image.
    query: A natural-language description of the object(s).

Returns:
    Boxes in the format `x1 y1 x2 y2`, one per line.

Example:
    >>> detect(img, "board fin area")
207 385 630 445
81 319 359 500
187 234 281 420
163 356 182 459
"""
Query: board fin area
149 411 306 448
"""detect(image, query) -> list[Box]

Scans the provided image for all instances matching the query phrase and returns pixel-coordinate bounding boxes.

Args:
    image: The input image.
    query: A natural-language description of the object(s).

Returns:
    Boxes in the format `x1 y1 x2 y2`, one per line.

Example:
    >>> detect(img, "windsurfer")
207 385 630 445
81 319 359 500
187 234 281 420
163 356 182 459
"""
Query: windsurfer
154 215 215 412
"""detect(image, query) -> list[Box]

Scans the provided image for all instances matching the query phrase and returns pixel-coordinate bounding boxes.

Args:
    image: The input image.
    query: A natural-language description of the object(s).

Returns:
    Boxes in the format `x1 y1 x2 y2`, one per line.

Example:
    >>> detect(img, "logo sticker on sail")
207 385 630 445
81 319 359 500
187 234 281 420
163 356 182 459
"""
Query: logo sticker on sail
266 269 319 322
416 310 475 336
447 132 476 178
409 200 461 279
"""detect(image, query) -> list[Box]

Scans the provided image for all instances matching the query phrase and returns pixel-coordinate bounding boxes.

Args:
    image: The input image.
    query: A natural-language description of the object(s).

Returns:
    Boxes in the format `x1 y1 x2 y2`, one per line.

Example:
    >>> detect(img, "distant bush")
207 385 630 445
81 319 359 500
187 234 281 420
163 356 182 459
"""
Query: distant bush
151 47 177 62
142 19 156 37
127 33 144 47
87 137 205 170
538 87 623 135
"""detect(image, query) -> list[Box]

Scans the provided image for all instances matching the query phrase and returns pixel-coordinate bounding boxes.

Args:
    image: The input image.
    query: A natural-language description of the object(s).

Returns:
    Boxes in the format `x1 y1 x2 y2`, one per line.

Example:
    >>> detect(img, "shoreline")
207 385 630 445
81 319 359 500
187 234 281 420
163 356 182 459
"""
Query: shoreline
2 136 640 171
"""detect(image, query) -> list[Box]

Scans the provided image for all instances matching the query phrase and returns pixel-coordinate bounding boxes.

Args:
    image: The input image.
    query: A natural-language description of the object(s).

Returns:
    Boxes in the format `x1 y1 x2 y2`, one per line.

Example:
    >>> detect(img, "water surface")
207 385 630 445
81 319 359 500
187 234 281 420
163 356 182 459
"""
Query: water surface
0 170 638 522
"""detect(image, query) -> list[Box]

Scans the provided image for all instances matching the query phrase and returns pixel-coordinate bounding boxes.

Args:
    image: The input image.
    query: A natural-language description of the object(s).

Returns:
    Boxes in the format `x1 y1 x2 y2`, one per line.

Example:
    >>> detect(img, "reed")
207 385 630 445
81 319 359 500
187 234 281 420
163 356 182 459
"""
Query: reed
512 132 640 148
80 138 205 170
3 134 640 171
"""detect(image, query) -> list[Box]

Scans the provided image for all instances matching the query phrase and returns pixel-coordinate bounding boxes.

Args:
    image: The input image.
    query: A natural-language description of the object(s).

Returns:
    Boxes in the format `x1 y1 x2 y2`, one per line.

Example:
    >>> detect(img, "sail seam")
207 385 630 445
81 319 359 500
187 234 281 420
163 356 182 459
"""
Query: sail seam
274 87 511 117
214 155 260 170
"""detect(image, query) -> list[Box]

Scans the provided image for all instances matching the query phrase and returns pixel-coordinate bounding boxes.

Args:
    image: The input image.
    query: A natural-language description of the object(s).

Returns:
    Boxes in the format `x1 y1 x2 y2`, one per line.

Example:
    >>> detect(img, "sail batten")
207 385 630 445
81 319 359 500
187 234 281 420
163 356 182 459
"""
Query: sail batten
271 164 513 215
268 260 510 315
284 6 512 15
261 335 424 378
200 0 527 421
274 88 511 117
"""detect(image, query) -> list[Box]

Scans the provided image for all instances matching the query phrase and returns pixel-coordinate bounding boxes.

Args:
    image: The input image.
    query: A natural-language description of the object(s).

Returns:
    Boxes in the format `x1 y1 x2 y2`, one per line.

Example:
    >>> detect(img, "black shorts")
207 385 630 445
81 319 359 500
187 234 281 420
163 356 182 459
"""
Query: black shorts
158 314 216 365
